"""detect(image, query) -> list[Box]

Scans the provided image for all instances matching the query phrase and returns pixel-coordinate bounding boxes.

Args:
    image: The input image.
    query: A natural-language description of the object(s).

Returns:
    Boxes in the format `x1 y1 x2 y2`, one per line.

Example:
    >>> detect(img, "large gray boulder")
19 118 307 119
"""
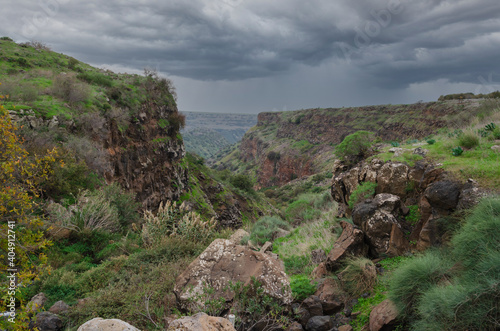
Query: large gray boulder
34 312 63 331
167 312 235 331
77 318 140 331
174 239 292 313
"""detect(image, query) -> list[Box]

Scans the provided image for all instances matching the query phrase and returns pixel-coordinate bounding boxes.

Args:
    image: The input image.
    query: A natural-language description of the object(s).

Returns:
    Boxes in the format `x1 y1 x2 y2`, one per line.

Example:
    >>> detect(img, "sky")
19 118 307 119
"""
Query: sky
1 0 500 114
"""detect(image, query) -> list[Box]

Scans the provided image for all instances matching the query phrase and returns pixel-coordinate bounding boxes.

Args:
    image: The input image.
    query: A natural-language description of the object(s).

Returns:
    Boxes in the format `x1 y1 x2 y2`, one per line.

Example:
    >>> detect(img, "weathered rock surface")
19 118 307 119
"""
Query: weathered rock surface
314 278 344 315
302 296 323 317
286 322 304 331
167 312 235 331
311 249 327 264
228 229 249 245
27 293 47 312
310 262 328 280
35 312 63 331
326 221 368 271
48 300 69 315
77 318 140 331
424 180 461 211
174 239 292 313
369 299 398 331
352 194 407 257
305 316 333 331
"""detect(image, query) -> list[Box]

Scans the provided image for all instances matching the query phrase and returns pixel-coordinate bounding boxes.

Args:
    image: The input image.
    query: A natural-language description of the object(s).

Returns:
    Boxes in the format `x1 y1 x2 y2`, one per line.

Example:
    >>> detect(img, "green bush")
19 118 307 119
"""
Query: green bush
283 255 311 275
285 199 320 223
77 71 114 87
229 174 254 193
451 146 463 156
458 131 479 148
101 183 140 229
426 139 436 145
335 131 375 161
290 275 317 301
348 182 377 209
390 141 400 147
250 216 288 245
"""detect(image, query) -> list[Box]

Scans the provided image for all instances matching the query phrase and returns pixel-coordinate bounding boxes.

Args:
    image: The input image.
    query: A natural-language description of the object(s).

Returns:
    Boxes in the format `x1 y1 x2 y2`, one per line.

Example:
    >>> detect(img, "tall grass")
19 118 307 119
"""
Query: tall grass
389 198 500 330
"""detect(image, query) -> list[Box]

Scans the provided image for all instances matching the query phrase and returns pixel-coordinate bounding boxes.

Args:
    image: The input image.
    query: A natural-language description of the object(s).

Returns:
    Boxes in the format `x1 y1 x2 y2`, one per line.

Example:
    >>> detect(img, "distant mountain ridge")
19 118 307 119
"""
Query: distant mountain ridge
181 111 257 159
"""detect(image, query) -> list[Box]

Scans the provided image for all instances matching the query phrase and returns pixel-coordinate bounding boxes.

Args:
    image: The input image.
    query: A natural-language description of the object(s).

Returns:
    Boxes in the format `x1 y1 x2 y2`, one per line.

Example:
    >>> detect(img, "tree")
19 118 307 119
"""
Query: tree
0 87 59 327
335 130 375 163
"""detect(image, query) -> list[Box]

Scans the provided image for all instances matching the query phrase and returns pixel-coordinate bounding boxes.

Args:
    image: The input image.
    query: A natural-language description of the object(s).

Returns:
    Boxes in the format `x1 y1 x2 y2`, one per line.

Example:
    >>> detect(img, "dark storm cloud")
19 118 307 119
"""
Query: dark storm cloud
1 0 499 111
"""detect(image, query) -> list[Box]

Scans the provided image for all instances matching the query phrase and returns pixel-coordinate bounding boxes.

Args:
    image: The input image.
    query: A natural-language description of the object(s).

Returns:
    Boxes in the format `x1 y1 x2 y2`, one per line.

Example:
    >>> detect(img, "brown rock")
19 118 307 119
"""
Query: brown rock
314 278 344 315
386 224 409 257
35 312 63 331
338 325 353 331
302 295 323 317
174 239 292 313
48 301 69 315
260 241 273 253
167 313 235 331
228 229 249 245
424 180 461 211
310 262 328 280
326 221 368 271
77 318 140 331
369 299 398 331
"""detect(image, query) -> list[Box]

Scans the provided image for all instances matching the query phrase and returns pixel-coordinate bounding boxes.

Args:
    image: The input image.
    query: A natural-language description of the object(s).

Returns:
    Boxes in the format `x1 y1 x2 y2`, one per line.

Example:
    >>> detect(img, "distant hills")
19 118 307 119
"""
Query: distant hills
181 111 257 159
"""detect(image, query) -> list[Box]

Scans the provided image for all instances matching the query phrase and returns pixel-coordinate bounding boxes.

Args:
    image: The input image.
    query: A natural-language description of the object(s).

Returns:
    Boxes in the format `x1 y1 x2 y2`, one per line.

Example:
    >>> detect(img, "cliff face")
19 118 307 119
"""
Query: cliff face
218 100 482 187
104 100 188 210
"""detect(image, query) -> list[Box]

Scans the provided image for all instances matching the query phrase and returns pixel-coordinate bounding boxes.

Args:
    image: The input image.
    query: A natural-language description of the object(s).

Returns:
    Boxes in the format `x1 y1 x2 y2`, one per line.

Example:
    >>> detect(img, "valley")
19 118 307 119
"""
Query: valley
1 38 499 331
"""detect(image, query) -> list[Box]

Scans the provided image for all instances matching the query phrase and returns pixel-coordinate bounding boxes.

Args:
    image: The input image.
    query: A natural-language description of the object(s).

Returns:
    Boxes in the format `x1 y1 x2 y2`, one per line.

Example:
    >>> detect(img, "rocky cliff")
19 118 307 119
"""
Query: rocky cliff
216 101 482 187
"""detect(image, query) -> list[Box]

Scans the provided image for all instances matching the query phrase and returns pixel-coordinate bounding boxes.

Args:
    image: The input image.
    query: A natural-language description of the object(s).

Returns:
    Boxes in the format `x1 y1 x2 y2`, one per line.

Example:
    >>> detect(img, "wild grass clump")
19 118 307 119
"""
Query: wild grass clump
249 216 289 245
389 197 500 330
52 74 91 105
290 275 317 301
340 257 377 296
142 201 217 246
457 130 480 148
348 182 377 209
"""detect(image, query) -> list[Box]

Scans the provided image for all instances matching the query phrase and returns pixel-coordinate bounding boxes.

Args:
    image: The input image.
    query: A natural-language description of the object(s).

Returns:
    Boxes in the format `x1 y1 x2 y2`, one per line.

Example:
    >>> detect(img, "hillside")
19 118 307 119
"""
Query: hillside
181 111 256 159
216 100 490 187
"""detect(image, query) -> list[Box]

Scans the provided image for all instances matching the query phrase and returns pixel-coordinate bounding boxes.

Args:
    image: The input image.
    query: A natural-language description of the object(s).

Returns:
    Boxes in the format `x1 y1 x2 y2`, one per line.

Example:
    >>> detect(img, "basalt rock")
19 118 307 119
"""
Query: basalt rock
326 221 368 271
167 313 235 331
77 318 140 331
174 239 292 314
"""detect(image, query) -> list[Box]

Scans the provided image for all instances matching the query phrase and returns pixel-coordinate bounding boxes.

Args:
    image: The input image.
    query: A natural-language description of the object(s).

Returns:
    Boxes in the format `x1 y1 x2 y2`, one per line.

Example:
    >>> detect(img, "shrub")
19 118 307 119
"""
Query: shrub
230 174 254 193
390 141 400 147
426 139 436 145
348 182 377 209
290 275 317 301
283 255 311 275
0 36 13 41
52 74 90 104
451 146 463 156
250 216 289 245
405 205 421 225
285 199 320 224
340 257 377 296
336 131 374 162
458 131 479 148
101 183 140 229
77 71 114 87
142 201 217 246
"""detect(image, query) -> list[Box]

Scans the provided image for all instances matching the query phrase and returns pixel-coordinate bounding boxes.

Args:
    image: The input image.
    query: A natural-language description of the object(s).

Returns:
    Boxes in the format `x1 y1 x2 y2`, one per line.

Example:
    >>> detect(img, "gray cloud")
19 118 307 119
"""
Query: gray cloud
1 0 499 112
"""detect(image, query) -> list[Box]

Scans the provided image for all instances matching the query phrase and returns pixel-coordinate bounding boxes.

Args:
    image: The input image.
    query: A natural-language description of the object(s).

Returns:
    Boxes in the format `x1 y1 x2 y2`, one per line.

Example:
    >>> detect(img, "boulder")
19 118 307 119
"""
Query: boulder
326 221 368 271
48 301 69 315
339 326 353 331
314 278 344 315
302 296 323 317
376 163 409 196
369 299 398 331
35 312 63 331
174 239 292 313
311 249 327 264
424 181 461 211
77 318 140 331
286 322 304 331
491 145 500 153
228 229 249 245
386 224 409 257
167 312 235 331
27 293 47 312
305 316 333 331
352 194 407 257
457 178 481 210
292 303 311 327
260 241 273 253
412 147 428 157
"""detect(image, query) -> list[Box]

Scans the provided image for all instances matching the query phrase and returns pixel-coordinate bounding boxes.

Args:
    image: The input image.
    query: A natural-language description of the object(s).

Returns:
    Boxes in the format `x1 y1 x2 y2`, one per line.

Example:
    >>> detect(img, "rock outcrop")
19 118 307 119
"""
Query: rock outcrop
174 239 292 313
167 313 235 331
331 159 482 253
326 221 368 270
34 312 63 331
369 299 398 331
77 318 140 331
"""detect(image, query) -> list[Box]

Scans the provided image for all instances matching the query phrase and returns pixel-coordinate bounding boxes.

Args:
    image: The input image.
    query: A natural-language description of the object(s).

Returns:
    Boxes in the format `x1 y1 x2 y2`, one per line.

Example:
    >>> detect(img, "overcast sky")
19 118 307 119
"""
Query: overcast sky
2 0 500 113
